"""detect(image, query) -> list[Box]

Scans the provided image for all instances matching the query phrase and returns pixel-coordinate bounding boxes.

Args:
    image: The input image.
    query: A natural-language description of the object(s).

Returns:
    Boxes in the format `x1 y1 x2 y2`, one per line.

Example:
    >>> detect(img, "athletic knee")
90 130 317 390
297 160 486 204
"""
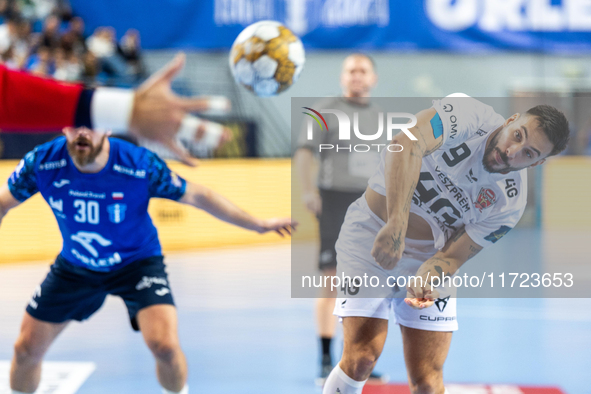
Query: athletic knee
408 370 444 394
341 348 380 380
13 336 45 364
146 337 181 364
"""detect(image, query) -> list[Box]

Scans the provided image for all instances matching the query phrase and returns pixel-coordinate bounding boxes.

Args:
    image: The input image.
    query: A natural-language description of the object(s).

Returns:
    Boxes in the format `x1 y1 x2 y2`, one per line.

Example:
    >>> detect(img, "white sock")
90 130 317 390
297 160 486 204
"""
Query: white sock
162 384 188 394
322 364 367 394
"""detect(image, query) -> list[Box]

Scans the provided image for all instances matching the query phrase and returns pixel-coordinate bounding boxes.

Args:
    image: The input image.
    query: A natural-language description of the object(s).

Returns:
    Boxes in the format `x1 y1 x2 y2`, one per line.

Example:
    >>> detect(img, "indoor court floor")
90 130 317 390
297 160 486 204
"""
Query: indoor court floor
0 230 589 394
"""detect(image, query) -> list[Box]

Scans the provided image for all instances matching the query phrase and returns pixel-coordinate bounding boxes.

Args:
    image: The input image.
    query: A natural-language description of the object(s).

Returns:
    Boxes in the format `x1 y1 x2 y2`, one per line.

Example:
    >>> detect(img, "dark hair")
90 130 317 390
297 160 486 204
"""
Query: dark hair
525 105 570 156
346 53 376 71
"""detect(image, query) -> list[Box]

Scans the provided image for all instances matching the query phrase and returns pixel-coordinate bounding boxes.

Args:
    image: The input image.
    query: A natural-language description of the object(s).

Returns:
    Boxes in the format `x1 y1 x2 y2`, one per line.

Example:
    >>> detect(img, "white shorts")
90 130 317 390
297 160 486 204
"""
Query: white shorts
333 194 458 332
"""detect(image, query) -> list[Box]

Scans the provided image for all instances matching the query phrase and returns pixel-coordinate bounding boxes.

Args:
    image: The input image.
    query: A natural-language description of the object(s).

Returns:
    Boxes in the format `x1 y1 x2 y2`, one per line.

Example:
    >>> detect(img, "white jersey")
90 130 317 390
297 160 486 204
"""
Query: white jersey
368 96 527 250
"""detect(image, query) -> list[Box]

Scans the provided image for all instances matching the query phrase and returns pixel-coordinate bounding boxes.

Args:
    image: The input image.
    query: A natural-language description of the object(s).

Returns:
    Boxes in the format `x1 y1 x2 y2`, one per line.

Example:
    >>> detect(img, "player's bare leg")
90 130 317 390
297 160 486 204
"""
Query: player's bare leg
341 317 388 379
10 313 69 393
323 316 388 393
137 304 188 393
400 325 452 394
316 267 338 338
316 266 337 376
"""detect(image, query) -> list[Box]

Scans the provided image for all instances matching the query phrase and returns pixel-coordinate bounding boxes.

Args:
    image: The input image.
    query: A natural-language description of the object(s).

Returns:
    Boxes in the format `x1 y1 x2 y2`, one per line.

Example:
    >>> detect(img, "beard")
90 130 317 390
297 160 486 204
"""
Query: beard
482 131 520 174
67 134 106 167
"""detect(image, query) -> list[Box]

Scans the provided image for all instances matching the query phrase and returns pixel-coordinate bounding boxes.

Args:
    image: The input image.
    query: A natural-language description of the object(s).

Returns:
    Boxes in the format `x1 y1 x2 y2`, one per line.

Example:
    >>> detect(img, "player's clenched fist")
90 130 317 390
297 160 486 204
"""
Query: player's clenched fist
371 221 405 270
404 276 439 310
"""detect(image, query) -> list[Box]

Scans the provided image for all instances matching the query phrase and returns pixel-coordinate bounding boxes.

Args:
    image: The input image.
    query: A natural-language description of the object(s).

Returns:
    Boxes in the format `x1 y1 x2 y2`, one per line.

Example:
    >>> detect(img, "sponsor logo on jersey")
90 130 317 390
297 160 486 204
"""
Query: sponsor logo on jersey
39 159 67 171
49 197 63 212
435 296 450 312
69 190 106 199
136 276 168 291
484 225 512 244
476 128 488 136
107 203 127 223
53 179 70 188
449 115 458 139
474 187 497 212
113 164 146 178
155 288 171 296
112 192 124 200
465 168 478 183
443 104 453 112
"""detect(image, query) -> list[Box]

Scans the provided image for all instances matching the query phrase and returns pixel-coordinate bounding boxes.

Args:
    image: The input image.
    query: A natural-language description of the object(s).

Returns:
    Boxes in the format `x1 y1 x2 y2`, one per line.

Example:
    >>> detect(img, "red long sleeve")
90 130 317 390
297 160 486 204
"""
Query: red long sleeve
0 65 84 132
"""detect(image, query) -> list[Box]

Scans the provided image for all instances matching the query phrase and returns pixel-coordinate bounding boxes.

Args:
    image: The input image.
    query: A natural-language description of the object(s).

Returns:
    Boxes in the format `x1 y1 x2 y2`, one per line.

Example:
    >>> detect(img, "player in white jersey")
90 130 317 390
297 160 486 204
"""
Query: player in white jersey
321 96 570 394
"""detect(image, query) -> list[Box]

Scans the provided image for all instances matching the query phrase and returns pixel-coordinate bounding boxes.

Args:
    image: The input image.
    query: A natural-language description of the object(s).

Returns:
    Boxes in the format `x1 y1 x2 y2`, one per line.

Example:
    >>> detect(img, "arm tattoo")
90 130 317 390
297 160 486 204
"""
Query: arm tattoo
467 244 481 259
390 229 403 253
430 257 451 267
419 258 454 279
410 149 422 159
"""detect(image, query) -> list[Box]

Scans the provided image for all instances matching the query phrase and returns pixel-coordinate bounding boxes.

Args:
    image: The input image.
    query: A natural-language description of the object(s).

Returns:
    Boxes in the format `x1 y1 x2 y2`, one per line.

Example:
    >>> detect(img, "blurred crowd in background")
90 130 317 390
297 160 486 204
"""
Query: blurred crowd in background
0 0 145 86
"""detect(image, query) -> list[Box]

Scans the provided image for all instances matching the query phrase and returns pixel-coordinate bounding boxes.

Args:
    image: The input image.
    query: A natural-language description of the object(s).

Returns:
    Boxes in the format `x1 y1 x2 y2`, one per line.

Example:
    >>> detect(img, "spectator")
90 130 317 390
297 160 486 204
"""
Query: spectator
52 46 67 79
27 45 53 76
38 14 60 49
18 0 59 21
65 49 81 79
118 28 145 80
0 16 19 53
12 18 31 68
86 26 126 77
81 49 100 83
54 47 80 81
60 16 85 55
1 44 18 68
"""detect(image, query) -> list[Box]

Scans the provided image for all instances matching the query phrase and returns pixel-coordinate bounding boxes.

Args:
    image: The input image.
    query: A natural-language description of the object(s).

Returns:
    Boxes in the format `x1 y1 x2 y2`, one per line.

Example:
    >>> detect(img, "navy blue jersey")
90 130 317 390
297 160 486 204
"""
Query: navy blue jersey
7 137 187 272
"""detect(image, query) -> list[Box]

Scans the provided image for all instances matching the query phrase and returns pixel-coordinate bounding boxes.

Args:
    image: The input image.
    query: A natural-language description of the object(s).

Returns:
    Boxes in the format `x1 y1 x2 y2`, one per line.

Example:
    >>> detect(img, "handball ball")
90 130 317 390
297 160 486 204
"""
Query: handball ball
229 20 305 97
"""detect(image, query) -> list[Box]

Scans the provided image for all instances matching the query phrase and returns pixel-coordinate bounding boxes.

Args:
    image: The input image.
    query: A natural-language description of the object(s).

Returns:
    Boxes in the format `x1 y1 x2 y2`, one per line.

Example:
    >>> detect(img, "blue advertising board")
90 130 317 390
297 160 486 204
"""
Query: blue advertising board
71 0 591 52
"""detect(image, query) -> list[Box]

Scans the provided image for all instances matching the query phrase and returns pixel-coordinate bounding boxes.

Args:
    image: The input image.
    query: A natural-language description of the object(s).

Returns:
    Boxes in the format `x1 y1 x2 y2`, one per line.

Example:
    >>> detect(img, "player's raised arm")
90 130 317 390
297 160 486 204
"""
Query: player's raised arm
179 182 297 237
371 108 443 269
0 184 23 226
405 226 483 309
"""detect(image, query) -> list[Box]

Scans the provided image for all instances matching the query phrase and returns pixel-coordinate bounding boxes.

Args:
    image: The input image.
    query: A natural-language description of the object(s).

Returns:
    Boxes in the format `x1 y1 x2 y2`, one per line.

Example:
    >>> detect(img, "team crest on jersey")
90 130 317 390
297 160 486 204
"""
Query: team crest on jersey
484 225 512 243
474 187 497 212
107 203 127 223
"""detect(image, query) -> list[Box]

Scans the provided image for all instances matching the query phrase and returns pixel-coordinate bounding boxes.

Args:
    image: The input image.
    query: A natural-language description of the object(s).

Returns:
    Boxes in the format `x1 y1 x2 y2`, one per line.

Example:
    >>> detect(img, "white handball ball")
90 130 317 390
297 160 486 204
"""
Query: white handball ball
229 20 305 97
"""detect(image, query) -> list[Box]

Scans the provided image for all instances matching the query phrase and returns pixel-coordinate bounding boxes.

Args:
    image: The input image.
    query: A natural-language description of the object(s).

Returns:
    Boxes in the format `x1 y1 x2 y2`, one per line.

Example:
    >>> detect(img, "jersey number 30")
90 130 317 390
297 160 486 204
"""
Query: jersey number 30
74 199 100 224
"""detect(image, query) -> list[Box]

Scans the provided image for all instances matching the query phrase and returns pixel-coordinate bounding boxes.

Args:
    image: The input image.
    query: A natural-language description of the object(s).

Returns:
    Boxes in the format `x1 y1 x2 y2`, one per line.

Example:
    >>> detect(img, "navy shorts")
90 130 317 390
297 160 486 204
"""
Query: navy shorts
26 255 175 331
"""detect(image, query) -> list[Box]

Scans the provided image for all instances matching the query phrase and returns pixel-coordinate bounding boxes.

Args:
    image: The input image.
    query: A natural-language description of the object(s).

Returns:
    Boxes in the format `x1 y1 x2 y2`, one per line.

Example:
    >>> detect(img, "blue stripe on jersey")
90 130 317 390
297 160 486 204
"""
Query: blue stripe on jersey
6 137 187 272
430 113 443 139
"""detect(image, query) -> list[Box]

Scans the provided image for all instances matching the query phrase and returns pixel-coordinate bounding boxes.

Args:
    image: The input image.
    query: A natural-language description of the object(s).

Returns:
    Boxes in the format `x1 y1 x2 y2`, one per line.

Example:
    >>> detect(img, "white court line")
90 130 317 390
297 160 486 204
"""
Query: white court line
0 361 95 394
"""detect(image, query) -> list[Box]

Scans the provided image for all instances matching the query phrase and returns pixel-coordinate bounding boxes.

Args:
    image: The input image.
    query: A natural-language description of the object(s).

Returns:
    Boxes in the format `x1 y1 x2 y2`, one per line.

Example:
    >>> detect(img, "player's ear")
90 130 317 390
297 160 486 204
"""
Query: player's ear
504 113 520 127
529 158 546 168
62 127 74 135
